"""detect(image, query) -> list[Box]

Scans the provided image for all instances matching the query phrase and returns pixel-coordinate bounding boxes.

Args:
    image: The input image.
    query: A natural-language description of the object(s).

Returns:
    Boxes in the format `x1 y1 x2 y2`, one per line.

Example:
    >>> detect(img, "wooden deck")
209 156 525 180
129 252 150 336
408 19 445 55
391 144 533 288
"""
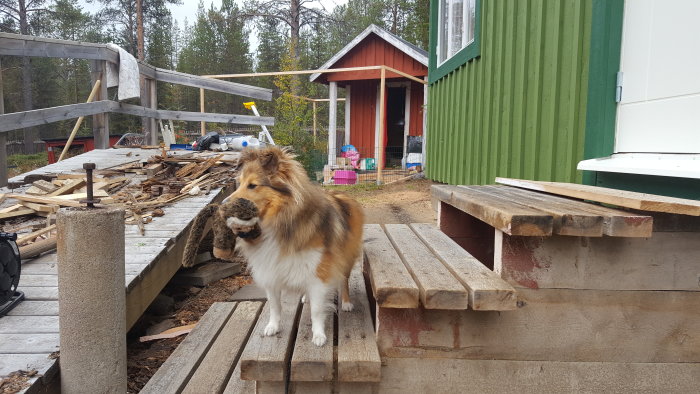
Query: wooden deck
0 148 238 392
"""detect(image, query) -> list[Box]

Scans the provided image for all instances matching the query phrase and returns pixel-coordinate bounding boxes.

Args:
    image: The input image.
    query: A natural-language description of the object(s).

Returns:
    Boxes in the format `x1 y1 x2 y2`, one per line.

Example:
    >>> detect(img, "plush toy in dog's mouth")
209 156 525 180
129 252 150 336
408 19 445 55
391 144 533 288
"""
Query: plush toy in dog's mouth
224 198 262 240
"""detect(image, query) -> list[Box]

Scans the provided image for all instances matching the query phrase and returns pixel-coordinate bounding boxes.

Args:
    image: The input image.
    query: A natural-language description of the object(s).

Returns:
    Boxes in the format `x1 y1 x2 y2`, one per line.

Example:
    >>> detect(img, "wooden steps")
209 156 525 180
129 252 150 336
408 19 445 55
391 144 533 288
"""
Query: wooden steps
364 223 517 311
142 264 381 393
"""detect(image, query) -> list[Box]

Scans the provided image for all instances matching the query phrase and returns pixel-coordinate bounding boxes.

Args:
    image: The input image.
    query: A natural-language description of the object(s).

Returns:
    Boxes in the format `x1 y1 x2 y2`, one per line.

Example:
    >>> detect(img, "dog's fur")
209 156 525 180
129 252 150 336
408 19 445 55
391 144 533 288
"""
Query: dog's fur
223 146 364 346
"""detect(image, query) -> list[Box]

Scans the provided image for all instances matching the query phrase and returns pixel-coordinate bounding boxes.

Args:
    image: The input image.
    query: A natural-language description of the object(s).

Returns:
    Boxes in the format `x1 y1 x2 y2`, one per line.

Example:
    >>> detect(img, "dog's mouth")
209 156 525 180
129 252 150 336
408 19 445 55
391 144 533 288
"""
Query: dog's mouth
236 227 261 240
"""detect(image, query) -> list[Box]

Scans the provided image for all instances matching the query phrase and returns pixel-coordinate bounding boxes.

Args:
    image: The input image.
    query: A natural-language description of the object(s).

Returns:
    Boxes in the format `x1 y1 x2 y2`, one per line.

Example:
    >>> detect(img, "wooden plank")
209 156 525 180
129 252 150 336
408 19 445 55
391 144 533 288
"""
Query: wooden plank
376 289 700 363
6 301 59 316
18 275 57 287
378 358 700 394
290 301 334 382
0 354 55 378
222 359 255 394
337 263 381 382
20 287 58 301
410 223 517 311
432 185 553 236
0 32 118 62
0 316 59 334
46 178 85 196
239 295 302 381
154 68 272 100
475 185 605 237
496 177 700 216
0 101 112 132
7 194 84 207
182 301 263 394
363 224 419 308
494 230 700 291
112 102 275 126
489 185 653 237
0 208 35 219
384 224 468 309
0 334 59 353
140 302 237 394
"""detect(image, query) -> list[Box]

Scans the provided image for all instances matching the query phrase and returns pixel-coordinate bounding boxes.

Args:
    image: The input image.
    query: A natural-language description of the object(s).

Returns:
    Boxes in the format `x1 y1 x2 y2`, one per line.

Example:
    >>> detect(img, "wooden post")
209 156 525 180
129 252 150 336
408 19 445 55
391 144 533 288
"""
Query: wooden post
0 57 6 187
149 79 158 145
344 85 351 146
328 82 337 166
312 101 317 143
200 88 206 136
90 60 109 149
377 68 386 185
422 76 428 170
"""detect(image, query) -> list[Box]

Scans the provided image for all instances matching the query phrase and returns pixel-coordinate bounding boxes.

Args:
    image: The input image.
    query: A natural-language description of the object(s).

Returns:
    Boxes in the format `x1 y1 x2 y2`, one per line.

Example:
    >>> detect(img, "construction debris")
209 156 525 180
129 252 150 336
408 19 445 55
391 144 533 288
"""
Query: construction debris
0 151 240 251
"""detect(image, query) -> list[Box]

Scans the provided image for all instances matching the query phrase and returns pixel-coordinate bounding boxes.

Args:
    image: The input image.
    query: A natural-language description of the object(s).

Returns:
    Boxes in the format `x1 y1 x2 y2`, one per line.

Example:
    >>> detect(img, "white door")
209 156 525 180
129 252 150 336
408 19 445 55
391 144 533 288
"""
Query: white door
615 0 700 153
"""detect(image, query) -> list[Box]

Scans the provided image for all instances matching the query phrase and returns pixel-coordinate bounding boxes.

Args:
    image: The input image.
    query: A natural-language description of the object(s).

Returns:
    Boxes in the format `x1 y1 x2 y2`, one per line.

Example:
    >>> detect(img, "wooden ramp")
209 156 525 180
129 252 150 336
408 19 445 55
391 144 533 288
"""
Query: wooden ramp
0 148 238 392
142 263 381 393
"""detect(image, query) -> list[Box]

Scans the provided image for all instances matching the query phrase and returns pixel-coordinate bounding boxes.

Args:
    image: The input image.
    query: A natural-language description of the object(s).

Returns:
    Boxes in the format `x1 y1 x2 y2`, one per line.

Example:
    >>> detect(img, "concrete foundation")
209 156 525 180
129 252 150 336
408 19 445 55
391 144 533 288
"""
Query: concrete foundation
57 207 126 393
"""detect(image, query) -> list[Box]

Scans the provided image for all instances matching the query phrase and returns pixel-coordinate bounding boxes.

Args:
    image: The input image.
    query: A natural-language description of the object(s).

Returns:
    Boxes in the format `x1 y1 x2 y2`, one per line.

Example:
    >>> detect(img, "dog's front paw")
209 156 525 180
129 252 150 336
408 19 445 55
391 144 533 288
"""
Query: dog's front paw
341 301 354 312
263 321 280 336
312 331 327 347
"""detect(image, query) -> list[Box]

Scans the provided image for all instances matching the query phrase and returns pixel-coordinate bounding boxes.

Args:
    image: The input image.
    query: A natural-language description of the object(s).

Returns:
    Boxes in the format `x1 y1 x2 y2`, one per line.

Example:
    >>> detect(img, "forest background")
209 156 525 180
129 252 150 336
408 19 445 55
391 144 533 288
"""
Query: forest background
0 0 429 173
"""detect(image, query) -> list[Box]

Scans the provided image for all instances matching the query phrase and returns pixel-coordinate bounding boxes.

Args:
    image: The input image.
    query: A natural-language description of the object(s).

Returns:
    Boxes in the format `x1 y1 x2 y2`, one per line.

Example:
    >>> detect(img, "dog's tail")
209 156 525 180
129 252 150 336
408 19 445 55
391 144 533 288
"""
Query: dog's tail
182 203 219 268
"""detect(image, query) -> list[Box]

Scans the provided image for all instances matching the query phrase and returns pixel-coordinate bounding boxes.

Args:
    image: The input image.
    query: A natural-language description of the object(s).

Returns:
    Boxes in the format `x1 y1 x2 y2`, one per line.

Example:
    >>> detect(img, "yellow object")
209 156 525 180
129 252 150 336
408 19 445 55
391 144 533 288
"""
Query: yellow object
243 101 256 110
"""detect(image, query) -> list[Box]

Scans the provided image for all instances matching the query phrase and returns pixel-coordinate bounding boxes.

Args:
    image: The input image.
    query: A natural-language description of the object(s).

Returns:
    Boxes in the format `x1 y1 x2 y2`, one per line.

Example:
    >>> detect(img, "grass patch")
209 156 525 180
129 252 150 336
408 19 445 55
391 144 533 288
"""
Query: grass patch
7 152 48 177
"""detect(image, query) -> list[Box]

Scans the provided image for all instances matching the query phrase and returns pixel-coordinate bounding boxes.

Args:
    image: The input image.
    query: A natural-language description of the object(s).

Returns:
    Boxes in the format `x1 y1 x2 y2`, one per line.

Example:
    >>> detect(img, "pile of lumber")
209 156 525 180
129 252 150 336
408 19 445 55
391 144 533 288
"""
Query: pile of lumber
0 152 239 247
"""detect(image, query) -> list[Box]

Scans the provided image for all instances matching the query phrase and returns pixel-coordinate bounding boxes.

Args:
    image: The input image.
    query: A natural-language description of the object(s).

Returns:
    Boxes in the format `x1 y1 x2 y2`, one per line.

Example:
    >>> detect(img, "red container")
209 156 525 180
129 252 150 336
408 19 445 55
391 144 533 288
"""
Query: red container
334 170 357 185
44 135 123 164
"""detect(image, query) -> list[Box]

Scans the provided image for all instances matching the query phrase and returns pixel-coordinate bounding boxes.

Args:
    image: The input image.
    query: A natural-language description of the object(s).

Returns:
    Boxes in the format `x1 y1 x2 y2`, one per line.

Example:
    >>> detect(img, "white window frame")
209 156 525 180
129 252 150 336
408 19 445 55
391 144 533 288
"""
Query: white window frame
437 0 476 67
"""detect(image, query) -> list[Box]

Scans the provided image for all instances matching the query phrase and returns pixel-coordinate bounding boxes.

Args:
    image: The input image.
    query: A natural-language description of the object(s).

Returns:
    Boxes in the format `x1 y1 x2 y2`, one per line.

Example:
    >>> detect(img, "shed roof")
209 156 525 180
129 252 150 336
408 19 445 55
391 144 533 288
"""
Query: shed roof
309 25 428 83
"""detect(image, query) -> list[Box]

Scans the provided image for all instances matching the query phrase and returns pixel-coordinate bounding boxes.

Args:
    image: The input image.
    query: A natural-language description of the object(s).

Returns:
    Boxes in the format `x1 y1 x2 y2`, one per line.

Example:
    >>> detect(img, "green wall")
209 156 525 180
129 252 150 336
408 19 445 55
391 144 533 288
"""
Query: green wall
426 0 593 185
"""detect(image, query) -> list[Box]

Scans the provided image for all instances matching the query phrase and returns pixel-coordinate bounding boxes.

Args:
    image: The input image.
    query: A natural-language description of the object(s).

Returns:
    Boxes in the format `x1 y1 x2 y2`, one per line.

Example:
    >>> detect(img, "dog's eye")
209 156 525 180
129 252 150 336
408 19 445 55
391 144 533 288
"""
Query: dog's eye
247 183 257 189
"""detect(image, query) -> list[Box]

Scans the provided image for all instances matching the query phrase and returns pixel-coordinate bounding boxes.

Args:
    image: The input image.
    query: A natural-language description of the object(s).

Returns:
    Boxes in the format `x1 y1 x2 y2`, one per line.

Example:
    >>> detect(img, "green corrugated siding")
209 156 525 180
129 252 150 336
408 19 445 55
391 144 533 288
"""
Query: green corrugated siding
427 0 593 185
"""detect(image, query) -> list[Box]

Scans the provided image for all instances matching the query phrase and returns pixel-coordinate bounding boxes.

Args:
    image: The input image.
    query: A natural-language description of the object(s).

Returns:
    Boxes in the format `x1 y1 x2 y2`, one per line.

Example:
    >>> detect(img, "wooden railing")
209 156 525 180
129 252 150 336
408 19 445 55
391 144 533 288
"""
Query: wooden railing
0 33 275 186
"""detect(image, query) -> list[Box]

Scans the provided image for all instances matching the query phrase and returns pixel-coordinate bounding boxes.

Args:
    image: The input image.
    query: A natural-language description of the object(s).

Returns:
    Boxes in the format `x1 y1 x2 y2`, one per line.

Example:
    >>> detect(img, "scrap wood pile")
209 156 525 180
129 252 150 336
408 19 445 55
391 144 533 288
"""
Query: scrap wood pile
0 151 239 257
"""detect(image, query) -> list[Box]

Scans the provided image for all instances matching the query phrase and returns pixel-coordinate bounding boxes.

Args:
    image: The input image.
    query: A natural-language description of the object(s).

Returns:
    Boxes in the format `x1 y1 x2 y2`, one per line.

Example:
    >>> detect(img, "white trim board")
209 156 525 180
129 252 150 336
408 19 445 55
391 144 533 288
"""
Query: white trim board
309 24 428 82
577 153 700 179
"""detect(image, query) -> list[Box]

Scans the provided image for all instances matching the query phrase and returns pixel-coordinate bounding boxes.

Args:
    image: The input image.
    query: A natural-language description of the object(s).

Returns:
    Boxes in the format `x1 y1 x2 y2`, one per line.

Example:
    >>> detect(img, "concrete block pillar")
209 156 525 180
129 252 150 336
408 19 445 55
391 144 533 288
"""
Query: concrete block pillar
57 206 126 393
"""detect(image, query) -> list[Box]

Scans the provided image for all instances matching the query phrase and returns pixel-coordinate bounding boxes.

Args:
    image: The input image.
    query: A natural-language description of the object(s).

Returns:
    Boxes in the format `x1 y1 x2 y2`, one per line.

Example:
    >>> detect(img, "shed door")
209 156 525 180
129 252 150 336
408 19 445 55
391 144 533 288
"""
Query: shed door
615 0 700 153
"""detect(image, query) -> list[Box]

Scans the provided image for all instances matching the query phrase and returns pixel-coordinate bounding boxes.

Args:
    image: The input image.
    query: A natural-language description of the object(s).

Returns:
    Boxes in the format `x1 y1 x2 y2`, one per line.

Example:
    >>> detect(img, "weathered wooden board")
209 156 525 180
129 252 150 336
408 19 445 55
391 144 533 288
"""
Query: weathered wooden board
476 185 604 237
290 301 334 382
289 382 333 393
496 177 700 216
182 301 263 394
410 223 516 311
6 301 59 316
0 316 59 334
486 185 653 237
112 102 275 126
379 358 700 394
363 224 419 308
0 354 55 378
18 275 57 287
239 295 302 382
432 185 553 236
384 224 468 309
0 334 59 353
20 287 58 301
376 289 700 363
140 302 236 394
494 230 700 291
0 101 112 132
337 263 381 382
222 359 255 394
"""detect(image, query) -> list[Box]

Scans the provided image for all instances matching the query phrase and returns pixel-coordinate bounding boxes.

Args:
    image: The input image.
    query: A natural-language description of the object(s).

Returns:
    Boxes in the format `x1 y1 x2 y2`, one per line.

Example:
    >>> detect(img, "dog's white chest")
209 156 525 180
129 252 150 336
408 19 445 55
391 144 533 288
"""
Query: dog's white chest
238 232 323 291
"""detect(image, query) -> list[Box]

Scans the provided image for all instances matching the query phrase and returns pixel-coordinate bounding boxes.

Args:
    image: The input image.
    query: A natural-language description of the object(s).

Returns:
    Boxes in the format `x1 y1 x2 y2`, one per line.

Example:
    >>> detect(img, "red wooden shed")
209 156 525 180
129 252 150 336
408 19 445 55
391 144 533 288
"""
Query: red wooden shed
310 25 428 169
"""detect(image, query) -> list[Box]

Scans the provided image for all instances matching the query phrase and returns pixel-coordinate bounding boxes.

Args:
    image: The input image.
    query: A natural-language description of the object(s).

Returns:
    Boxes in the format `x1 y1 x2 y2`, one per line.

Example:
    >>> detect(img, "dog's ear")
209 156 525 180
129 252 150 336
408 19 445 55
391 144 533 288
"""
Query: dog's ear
259 148 281 174
239 149 258 165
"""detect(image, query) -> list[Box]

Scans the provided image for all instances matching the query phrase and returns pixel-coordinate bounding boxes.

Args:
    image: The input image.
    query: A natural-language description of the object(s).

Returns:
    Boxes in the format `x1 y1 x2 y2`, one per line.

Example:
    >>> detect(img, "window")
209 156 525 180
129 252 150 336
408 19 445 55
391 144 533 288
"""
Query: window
438 0 476 65
429 0 480 83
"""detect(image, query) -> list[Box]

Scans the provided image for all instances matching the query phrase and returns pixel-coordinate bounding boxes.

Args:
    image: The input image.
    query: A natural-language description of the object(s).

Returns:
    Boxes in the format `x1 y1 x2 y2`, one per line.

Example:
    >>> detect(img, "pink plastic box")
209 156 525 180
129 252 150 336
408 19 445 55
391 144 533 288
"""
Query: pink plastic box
334 170 357 185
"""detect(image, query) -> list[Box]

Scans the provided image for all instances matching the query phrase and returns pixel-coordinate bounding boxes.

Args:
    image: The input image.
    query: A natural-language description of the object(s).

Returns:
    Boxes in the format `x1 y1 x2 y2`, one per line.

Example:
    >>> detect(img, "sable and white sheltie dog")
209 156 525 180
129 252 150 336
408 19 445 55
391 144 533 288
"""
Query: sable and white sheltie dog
220 146 364 346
